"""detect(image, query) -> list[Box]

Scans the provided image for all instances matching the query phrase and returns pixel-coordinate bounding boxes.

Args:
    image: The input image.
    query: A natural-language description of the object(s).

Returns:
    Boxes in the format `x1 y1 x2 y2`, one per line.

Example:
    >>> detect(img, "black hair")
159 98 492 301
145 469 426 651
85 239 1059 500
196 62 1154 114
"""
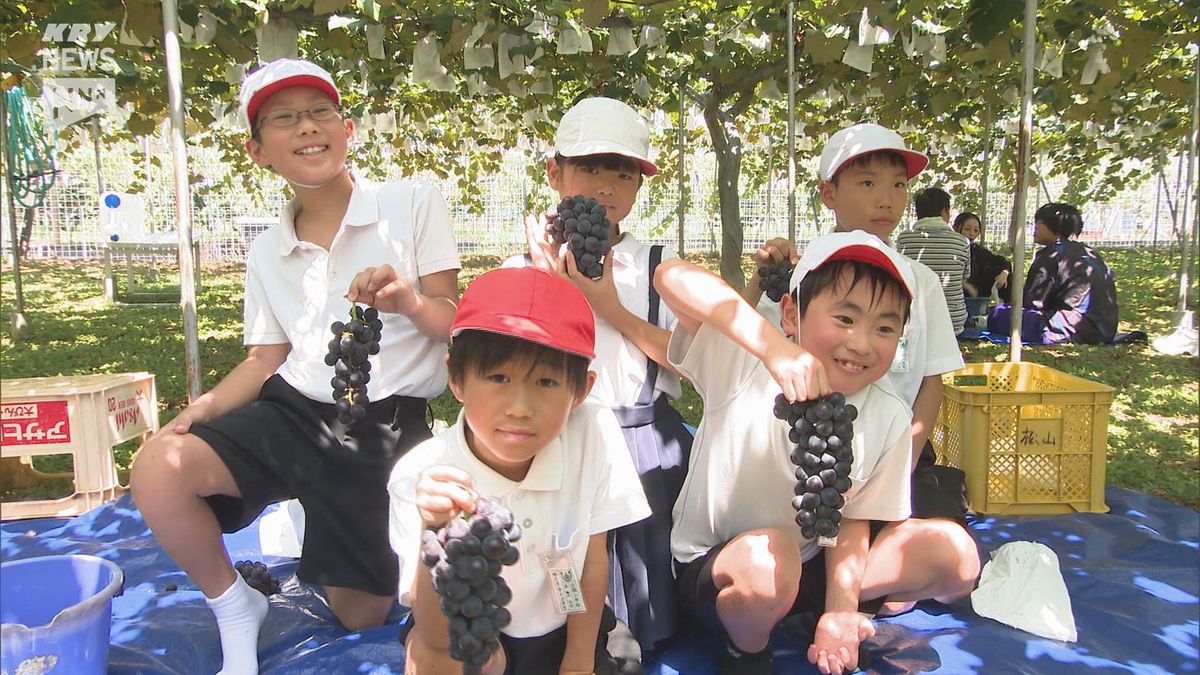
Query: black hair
829 150 908 185
1034 202 1084 239
952 212 980 234
448 329 591 397
554 153 644 181
792 259 911 324
914 187 951 219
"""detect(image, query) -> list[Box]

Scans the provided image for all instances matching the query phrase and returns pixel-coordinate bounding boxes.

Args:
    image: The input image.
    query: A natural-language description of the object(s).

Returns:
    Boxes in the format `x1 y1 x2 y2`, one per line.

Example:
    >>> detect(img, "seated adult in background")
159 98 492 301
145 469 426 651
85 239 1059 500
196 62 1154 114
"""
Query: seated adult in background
897 187 972 334
954 212 1012 304
988 202 1118 344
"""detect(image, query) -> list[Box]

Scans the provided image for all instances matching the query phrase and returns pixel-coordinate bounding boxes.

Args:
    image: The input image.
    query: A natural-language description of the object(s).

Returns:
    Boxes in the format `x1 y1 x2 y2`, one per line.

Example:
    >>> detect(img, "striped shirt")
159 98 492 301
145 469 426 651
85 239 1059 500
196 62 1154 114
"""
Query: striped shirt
896 217 972 333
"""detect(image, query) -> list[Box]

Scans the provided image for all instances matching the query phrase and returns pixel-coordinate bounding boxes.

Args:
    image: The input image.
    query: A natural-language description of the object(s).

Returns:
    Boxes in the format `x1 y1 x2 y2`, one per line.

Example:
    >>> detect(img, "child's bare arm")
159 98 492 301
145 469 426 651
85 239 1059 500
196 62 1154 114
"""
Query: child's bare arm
910 375 943 468
809 518 875 674
560 532 609 675
654 258 829 402
564 253 678 376
157 343 290 436
347 266 459 341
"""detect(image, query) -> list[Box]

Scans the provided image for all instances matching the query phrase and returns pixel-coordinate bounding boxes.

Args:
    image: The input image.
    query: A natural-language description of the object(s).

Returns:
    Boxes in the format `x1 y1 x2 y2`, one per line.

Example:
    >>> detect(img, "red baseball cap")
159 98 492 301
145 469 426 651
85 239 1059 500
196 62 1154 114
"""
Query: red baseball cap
452 267 596 360
240 58 340 129
790 231 916 299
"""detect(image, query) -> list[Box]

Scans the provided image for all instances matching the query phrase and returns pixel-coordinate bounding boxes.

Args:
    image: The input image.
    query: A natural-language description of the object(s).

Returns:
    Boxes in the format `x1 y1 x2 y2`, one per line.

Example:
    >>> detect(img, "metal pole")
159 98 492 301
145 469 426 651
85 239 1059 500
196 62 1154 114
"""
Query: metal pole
1008 0 1037 362
677 82 686 255
1177 49 1198 313
1 87 30 339
162 0 202 402
786 0 796 242
91 116 105 194
1152 171 1162 256
980 102 992 243
765 134 774 238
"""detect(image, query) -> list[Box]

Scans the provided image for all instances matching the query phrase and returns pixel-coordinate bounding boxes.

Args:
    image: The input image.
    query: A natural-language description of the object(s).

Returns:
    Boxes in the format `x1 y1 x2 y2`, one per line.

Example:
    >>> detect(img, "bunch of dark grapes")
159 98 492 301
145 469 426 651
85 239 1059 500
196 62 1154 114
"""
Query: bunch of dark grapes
421 497 522 673
758 259 795 302
545 195 611 279
773 392 858 539
234 560 281 596
324 304 382 424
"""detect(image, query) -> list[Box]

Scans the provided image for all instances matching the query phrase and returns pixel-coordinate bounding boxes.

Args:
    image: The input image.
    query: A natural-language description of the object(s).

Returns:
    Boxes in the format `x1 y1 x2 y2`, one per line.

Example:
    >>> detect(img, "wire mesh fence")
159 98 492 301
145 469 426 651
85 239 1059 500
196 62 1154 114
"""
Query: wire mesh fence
2 130 1194 266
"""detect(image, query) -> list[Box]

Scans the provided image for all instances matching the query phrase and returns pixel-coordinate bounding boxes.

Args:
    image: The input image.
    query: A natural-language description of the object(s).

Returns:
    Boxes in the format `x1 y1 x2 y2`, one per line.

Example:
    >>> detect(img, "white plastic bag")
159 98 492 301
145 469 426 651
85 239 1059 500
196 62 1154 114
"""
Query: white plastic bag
971 541 1078 642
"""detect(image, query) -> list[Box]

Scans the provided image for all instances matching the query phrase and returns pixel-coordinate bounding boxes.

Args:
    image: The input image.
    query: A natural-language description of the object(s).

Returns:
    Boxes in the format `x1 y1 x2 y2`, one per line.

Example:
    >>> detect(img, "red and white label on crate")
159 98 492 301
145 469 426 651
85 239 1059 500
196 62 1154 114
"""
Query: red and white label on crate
106 384 152 442
1 400 72 446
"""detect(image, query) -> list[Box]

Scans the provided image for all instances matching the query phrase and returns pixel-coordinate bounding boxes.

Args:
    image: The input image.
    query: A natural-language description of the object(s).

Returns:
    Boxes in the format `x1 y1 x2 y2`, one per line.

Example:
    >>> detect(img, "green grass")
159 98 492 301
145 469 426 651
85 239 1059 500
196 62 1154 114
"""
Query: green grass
2 249 1197 509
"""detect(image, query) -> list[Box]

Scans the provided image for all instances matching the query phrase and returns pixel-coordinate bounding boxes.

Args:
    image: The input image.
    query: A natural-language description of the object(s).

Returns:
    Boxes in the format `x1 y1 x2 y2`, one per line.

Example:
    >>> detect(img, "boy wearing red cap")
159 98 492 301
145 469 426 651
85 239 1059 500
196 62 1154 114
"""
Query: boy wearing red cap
131 58 460 674
389 267 650 675
656 232 945 675
513 96 691 655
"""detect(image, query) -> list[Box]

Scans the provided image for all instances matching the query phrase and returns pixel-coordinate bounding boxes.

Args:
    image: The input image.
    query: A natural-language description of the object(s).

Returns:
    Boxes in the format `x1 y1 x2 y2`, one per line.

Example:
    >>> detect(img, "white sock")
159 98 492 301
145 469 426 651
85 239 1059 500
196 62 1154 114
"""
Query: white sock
206 573 269 675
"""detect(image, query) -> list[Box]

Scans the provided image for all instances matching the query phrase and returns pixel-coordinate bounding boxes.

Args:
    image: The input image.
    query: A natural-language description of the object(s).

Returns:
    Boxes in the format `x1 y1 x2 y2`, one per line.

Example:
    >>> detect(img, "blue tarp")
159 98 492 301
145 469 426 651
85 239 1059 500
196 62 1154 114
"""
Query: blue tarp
3 487 1197 674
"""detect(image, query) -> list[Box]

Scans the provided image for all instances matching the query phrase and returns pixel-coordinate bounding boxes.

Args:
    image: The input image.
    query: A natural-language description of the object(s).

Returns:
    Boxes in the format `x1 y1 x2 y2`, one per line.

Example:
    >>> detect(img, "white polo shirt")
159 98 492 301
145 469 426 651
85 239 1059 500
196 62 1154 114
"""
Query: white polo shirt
668 322 912 565
243 177 460 402
887 255 964 408
503 234 682 408
387 402 650 638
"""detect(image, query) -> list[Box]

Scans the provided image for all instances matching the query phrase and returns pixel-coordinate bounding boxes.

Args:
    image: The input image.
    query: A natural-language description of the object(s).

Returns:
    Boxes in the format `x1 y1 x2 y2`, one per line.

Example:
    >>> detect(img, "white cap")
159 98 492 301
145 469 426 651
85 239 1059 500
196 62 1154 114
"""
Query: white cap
818 122 928 181
554 97 658 176
789 230 916 299
240 58 340 129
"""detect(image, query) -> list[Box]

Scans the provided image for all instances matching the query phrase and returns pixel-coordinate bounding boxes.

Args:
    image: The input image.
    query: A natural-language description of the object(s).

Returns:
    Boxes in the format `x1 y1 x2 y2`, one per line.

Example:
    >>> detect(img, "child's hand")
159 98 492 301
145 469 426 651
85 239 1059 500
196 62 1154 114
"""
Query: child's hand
563 249 619 316
756 237 799 267
151 403 211 439
347 264 418 315
748 237 799 287
764 342 830 403
808 610 874 674
525 213 566 274
414 466 477 529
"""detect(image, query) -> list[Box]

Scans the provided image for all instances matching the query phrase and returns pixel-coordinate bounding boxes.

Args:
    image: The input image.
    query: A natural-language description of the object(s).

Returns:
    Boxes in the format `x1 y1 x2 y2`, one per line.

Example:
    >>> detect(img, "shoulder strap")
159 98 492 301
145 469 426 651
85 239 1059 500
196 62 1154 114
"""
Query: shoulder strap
634 245 665 407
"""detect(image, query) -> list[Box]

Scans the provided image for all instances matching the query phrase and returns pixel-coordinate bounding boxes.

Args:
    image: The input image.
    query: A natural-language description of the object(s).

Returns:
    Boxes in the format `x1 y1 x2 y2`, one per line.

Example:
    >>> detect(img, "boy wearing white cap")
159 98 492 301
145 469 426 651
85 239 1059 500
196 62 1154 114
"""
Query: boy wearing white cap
655 231 928 674
130 58 460 674
814 121 980 613
513 97 691 655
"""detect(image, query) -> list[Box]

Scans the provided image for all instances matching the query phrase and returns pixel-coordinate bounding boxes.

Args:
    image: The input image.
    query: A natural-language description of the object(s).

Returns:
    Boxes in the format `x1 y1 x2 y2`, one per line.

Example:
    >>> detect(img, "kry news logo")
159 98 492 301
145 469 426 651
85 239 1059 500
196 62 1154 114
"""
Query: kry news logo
40 22 119 127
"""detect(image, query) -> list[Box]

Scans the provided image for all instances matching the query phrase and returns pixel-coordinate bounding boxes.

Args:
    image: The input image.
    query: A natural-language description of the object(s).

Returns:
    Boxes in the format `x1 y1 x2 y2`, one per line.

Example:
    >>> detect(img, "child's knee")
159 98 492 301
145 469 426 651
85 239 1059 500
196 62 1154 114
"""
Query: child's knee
924 520 981 595
717 529 804 604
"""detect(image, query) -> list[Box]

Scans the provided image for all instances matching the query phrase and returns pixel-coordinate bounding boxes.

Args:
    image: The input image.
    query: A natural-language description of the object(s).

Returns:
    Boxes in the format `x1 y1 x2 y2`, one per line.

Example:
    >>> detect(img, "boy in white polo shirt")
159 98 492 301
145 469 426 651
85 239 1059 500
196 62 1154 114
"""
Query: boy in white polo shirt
513 97 691 654
389 267 650 675
130 58 460 675
657 231 958 675
815 123 980 616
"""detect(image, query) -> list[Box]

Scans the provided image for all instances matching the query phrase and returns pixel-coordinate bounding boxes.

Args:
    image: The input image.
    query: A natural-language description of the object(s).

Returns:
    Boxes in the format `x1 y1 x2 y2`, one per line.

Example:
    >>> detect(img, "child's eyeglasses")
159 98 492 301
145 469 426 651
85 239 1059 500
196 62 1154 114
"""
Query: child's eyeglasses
256 103 342 129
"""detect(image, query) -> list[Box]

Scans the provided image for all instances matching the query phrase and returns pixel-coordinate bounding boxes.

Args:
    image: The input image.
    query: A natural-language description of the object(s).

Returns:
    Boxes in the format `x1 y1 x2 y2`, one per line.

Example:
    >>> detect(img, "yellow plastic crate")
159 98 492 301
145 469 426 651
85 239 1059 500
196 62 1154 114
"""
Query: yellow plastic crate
930 362 1113 515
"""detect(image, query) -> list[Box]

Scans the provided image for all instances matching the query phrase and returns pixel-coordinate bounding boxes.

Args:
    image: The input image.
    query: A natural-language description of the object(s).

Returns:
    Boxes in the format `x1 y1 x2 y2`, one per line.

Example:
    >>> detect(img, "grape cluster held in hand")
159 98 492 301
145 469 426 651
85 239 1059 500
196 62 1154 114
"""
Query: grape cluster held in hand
422 497 522 673
758 259 795 303
545 194 612 279
324 304 381 424
773 392 858 540
234 560 281 596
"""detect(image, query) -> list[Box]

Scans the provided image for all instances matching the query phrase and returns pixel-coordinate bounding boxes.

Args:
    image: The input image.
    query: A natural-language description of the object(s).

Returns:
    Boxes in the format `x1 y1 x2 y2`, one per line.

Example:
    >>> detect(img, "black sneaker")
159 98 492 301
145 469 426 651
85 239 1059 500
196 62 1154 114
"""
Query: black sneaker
719 642 773 675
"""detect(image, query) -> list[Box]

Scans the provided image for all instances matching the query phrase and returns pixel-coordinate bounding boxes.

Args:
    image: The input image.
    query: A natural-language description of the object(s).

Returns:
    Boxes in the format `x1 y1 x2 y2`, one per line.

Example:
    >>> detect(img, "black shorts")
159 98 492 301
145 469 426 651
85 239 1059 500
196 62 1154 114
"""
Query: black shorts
190 374 431 596
398 605 643 675
907 440 970 526
676 527 886 637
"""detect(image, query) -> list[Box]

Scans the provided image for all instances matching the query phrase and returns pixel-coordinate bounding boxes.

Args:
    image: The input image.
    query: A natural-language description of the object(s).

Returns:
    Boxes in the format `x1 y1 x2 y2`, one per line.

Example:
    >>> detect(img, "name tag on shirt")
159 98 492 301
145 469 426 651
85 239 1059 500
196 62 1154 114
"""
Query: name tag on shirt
542 548 586 614
891 332 912 373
